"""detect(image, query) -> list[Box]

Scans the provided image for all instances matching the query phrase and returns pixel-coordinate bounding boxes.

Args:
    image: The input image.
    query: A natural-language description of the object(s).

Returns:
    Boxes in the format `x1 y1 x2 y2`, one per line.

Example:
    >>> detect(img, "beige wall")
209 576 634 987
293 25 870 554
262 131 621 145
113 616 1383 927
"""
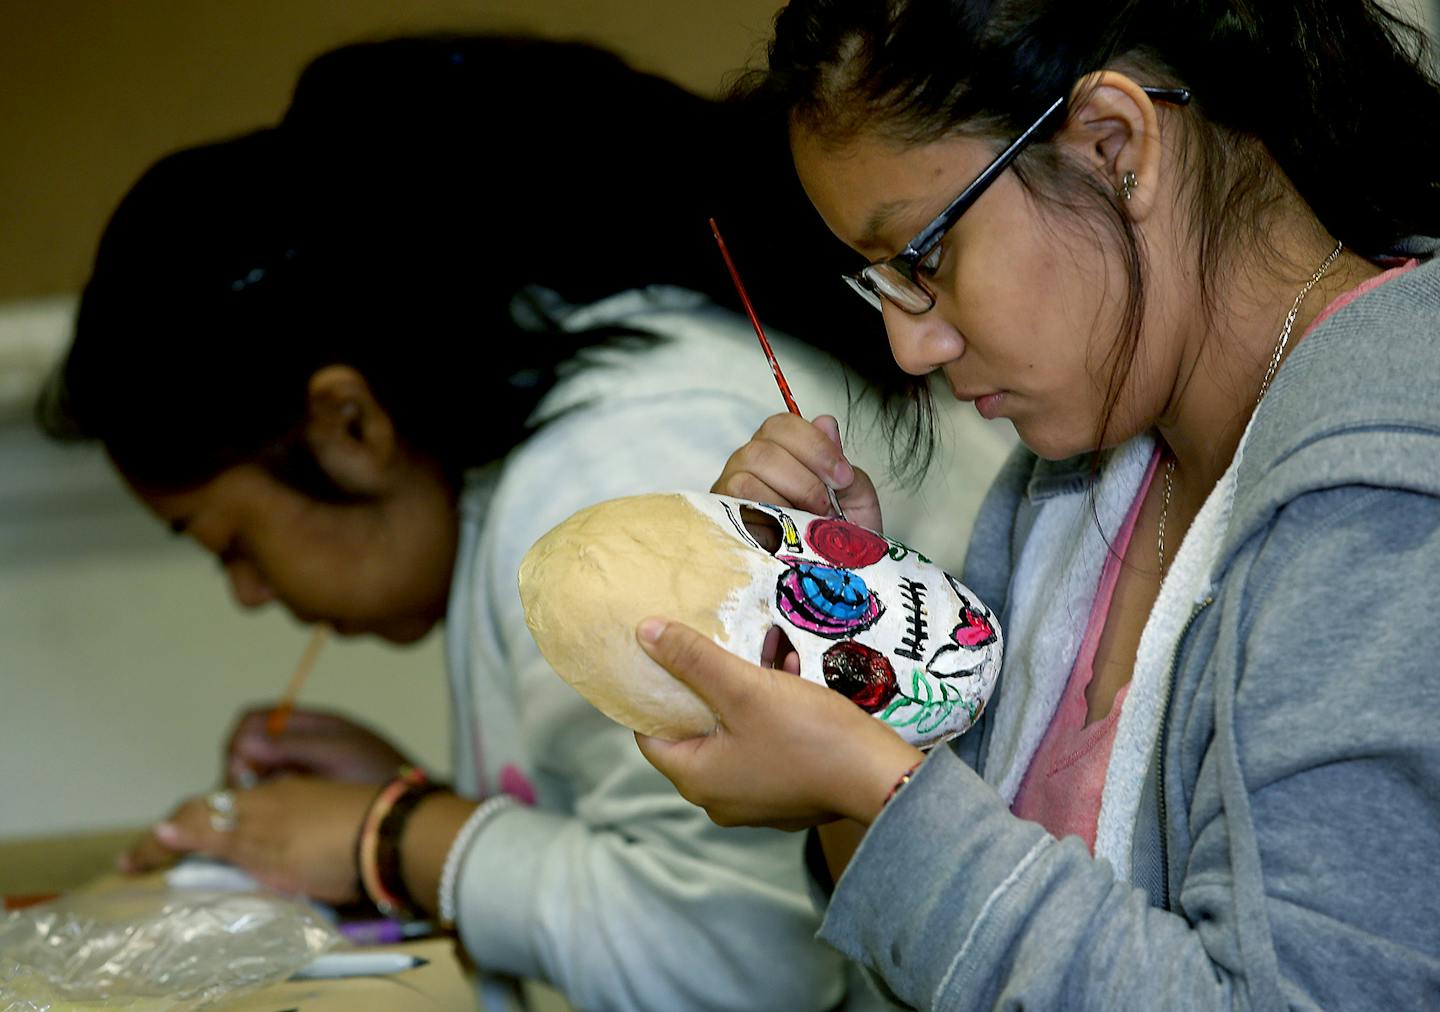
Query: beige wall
0 0 784 301
0 1 784 843
7 0 1437 303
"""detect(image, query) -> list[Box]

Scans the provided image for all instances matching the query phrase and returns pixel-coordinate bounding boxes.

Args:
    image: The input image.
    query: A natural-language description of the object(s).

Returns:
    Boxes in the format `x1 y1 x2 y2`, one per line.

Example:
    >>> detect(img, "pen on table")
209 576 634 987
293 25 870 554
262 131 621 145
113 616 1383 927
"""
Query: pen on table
290 951 430 980
708 216 848 520
265 624 331 738
339 917 437 945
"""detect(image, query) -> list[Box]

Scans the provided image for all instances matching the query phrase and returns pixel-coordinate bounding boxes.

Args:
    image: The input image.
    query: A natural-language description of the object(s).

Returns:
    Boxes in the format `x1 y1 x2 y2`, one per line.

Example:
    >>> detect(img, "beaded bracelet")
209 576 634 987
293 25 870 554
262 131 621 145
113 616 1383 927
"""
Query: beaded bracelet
355 766 430 918
882 760 924 809
437 794 518 930
374 781 446 919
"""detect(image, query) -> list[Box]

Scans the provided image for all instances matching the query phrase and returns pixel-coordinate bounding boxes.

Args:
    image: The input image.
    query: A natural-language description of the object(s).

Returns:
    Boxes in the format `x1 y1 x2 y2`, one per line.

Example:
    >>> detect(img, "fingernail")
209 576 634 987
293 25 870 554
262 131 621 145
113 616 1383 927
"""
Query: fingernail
154 822 183 846
234 766 259 790
832 460 854 487
637 618 667 644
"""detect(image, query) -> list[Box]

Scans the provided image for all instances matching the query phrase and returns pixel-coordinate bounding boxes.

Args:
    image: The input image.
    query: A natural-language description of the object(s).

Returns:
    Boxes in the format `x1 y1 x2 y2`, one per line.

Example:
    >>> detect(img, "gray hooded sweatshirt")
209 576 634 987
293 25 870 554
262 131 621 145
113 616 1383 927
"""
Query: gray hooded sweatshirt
819 245 1440 1009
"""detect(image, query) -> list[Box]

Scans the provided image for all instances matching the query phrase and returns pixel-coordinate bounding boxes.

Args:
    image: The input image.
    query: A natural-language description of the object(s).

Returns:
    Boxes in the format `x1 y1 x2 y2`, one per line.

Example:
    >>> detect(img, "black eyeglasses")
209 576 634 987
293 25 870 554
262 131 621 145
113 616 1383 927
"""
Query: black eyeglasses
844 85 1192 315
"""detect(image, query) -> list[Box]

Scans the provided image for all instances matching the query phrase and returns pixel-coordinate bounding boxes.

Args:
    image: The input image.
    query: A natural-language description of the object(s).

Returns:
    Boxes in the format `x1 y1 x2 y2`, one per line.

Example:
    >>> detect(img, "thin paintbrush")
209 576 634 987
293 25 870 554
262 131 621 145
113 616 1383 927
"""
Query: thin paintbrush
265 624 331 738
708 217 847 520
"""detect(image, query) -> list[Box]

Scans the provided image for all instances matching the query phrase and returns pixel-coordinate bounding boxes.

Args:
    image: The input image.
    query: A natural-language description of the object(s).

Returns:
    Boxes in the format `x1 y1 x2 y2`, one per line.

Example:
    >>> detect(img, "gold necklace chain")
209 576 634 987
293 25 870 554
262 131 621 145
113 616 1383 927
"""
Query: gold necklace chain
1157 239 1345 573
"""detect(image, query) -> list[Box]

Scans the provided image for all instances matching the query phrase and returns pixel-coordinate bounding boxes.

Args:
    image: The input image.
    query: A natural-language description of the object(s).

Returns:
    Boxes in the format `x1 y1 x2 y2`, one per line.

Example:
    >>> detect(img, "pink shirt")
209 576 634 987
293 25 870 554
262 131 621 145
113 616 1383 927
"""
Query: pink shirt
1011 449 1160 851
1306 258 1418 330
1009 256 1419 852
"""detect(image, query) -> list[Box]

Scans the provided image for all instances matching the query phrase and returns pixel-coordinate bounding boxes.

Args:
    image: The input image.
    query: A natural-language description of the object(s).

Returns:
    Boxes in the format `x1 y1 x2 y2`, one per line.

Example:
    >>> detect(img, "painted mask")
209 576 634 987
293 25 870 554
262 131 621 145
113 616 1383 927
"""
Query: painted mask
519 491 1002 748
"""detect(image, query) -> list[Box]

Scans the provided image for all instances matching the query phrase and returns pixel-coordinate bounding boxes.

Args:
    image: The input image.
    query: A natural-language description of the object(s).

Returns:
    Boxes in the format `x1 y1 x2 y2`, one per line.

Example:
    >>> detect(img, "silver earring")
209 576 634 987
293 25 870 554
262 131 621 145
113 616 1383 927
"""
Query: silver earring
1116 170 1138 201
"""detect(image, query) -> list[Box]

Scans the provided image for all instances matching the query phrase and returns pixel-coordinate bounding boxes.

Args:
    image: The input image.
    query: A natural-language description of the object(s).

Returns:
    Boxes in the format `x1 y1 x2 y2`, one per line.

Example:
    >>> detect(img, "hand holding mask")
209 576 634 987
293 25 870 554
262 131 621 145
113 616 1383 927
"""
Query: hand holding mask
519 492 1002 748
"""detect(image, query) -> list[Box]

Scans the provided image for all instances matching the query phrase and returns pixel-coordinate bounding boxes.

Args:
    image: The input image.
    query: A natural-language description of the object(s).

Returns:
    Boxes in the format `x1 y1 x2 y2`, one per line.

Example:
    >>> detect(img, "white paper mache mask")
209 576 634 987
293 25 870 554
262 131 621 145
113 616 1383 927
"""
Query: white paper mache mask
518 491 1002 748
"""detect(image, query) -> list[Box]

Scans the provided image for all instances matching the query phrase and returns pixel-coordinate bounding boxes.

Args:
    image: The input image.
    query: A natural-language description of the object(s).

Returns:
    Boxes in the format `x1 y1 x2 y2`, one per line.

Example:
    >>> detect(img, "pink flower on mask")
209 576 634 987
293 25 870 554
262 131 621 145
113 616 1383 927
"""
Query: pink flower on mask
952 607 996 649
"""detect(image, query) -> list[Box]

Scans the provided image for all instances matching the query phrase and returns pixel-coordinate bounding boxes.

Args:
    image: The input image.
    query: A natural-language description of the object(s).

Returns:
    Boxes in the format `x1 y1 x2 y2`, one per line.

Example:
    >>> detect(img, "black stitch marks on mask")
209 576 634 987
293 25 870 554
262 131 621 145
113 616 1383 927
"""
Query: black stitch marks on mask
896 578 928 661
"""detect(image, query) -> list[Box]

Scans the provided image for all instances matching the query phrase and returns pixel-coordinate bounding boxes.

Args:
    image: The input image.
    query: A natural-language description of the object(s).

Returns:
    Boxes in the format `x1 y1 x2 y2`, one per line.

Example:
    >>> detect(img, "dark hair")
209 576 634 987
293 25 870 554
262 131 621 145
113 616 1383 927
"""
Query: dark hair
39 34 889 493
750 0 1440 459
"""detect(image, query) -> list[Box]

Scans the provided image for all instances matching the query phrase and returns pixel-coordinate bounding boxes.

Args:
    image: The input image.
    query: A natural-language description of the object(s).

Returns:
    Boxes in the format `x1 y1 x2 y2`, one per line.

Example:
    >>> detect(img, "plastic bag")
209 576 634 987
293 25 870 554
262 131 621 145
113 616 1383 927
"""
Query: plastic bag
0 888 343 1010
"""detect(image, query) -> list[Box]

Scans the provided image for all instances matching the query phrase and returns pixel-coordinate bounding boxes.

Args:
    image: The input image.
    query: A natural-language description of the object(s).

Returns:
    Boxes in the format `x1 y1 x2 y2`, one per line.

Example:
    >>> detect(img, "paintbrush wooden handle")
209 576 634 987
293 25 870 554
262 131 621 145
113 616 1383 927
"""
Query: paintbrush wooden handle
265 624 331 738
709 217 848 521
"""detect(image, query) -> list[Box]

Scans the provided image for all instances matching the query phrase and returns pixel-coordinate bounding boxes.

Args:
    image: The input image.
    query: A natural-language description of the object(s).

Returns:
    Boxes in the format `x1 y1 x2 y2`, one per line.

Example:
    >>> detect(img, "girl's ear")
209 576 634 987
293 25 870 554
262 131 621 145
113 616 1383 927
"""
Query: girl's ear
1057 70 1164 223
304 365 398 496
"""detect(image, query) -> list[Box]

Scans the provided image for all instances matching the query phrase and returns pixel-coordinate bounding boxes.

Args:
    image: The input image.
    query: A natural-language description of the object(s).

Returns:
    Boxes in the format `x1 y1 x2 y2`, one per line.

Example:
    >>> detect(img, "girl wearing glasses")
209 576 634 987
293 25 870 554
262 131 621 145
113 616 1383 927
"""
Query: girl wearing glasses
638 0 1440 1006
40 34 1012 1011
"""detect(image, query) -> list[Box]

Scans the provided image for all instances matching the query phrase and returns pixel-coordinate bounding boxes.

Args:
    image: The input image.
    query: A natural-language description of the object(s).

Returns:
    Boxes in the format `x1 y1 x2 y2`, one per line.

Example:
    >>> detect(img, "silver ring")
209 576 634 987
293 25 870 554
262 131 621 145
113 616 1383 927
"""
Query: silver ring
205 789 239 833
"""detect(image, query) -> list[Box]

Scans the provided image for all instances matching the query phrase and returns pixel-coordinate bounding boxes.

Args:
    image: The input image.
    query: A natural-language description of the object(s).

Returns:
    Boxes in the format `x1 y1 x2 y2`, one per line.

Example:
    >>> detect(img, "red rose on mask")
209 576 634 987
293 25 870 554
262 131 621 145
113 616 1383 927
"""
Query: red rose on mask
822 640 898 713
805 518 889 569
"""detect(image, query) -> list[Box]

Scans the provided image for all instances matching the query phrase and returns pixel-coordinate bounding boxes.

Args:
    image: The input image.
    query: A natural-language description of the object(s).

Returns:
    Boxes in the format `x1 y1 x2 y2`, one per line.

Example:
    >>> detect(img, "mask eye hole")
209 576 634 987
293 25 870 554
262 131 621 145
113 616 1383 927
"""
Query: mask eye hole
760 624 800 673
740 506 784 554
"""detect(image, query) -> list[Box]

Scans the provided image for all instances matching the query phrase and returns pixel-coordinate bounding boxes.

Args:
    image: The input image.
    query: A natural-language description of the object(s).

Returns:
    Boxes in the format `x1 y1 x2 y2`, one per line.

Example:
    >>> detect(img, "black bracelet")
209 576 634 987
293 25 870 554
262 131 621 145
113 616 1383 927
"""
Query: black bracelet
373 782 447 919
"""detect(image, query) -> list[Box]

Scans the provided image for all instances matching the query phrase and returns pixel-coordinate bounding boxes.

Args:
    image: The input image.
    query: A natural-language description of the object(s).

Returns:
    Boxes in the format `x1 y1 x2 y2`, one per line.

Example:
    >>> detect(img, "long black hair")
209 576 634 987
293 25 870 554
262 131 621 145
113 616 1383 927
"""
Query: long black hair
39 34 887 494
749 0 1440 459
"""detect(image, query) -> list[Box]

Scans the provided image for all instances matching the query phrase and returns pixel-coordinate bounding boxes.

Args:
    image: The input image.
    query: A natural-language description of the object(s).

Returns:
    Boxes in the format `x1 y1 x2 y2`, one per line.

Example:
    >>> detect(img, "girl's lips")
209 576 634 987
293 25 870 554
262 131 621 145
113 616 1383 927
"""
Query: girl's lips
953 385 1008 419
974 392 1007 419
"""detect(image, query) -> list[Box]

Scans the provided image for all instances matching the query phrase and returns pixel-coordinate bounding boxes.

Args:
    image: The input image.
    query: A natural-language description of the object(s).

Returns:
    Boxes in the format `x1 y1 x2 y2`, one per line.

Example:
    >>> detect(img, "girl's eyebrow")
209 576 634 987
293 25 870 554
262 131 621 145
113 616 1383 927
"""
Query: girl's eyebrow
856 198 917 251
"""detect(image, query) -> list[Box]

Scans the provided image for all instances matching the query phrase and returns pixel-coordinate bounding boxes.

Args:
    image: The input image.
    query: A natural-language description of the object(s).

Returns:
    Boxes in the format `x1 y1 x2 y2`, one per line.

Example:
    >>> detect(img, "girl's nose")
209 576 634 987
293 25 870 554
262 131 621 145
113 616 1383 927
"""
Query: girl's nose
882 301 966 376
225 559 276 609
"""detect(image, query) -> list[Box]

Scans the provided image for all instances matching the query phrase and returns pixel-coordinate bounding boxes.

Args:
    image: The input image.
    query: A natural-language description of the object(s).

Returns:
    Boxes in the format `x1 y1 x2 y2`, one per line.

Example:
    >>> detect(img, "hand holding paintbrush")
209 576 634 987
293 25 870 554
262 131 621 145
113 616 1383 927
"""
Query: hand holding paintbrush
230 624 334 787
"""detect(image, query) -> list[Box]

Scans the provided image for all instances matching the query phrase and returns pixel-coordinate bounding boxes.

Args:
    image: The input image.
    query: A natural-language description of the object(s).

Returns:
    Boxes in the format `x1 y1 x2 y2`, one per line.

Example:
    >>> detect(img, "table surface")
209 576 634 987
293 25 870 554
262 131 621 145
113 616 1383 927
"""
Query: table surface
0 831 478 1009
231 936 475 1010
0 826 141 898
